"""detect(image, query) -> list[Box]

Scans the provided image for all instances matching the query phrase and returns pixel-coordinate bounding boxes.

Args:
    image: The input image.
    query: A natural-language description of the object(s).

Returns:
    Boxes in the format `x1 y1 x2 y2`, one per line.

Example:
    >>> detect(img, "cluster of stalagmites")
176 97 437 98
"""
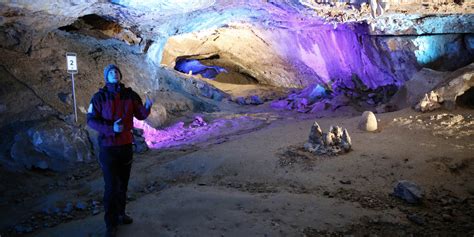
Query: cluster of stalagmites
304 122 352 155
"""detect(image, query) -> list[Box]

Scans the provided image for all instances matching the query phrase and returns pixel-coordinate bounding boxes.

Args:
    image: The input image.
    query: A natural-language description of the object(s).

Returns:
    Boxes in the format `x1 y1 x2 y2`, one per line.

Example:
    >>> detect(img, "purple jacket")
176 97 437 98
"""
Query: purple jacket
87 83 150 147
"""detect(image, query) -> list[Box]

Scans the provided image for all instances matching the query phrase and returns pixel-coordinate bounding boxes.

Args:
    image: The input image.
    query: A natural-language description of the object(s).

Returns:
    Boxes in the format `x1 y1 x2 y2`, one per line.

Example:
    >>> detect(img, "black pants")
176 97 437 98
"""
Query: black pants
99 144 133 229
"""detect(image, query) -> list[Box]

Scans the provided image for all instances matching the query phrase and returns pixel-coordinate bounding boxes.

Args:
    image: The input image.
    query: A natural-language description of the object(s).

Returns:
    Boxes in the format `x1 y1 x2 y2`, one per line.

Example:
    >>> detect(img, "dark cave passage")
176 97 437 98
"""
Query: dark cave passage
456 86 474 108
174 56 259 85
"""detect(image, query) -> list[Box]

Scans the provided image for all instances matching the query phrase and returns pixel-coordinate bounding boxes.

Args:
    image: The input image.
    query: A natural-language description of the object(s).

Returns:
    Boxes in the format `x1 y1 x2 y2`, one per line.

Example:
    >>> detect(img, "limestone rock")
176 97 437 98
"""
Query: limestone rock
429 63 474 110
415 91 441 112
308 121 323 144
391 63 474 112
359 111 378 132
9 118 93 171
387 68 448 110
324 132 335 146
341 129 352 152
305 122 351 155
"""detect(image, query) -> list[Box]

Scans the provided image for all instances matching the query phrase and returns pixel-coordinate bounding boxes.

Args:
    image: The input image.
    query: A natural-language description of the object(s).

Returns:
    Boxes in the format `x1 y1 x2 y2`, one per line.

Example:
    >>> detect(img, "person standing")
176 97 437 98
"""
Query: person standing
87 64 152 237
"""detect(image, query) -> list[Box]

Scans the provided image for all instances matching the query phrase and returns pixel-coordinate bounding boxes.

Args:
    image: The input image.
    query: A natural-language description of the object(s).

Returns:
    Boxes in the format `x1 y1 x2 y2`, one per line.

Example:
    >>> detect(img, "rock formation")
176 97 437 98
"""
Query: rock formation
359 111 378 132
304 122 352 155
416 63 474 112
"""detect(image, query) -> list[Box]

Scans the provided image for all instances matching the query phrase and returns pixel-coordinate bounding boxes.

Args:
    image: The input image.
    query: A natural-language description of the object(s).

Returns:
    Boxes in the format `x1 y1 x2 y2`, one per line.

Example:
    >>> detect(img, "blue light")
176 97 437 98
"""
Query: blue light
413 35 461 66
175 59 227 79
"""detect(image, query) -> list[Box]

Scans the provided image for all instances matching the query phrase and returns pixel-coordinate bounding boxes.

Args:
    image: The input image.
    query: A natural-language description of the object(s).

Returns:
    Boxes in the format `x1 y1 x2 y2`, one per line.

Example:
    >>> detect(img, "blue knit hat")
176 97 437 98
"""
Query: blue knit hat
103 64 122 82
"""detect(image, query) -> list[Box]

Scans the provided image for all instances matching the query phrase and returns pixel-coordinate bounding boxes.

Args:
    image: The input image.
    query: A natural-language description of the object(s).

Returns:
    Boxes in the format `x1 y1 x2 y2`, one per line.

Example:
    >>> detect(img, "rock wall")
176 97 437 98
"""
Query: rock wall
163 23 473 90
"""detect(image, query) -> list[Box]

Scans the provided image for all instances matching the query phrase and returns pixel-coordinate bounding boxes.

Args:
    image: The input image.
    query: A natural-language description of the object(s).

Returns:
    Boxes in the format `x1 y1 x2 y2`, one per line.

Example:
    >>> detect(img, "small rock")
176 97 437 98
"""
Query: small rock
407 213 425 225
359 111 377 132
92 208 100 215
235 97 246 105
63 202 74 214
58 92 73 105
75 201 87 210
52 207 61 214
189 116 207 128
15 224 33 233
339 180 352 185
36 104 53 111
249 95 263 105
392 180 423 204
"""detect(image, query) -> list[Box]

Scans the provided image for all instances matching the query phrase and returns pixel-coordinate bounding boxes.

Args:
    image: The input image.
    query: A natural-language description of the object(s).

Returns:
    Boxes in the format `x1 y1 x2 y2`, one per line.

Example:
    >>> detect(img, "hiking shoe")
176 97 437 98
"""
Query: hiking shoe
118 214 133 225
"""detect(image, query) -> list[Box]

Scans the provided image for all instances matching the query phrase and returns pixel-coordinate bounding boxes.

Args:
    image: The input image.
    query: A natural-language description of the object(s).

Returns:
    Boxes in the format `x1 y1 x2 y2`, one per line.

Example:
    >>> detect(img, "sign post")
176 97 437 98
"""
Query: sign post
66 52 78 123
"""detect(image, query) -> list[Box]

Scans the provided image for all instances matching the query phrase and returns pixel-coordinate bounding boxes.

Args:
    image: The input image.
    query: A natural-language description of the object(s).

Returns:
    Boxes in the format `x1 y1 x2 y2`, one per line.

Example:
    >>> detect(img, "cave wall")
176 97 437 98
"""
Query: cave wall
0 30 158 124
162 23 473 90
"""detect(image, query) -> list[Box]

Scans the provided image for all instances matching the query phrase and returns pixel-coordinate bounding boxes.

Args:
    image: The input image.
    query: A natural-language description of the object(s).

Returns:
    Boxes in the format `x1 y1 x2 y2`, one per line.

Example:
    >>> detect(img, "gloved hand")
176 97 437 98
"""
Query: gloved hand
113 118 123 133
145 95 153 110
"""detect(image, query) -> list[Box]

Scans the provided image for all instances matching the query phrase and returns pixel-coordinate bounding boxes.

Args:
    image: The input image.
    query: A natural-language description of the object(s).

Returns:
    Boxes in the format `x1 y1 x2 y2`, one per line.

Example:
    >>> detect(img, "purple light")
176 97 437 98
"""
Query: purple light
133 115 265 149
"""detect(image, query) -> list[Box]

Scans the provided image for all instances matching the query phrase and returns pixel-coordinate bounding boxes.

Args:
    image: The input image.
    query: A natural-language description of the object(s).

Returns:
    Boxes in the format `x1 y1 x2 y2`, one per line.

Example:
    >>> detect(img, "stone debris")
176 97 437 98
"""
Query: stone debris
75 201 87 211
392 113 473 139
304 121 352 155
359 111 378 132
392 180 423 204
189 116 207 128
415 91 441 112
407 213 425 225
132 128 149 154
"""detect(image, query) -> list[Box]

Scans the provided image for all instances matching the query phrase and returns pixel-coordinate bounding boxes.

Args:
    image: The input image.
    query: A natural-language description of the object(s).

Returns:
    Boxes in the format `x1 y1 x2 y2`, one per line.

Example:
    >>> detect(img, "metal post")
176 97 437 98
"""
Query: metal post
71 73 78 123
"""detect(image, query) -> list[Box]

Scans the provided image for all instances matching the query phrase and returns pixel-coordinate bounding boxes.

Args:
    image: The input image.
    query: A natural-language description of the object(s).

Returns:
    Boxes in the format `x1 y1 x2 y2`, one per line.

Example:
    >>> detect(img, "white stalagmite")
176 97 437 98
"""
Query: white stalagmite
359 111 378 132
309 121 323 144
305 121 352 155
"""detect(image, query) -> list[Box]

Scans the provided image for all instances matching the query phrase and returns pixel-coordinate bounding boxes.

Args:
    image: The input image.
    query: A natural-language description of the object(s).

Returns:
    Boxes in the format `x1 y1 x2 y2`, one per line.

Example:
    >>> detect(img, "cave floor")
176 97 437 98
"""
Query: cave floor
1 106 473 237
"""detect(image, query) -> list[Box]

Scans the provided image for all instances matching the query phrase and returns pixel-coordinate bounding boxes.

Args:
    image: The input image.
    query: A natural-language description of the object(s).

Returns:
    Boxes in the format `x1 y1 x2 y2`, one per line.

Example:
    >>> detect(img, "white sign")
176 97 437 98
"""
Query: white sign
66 52 78 73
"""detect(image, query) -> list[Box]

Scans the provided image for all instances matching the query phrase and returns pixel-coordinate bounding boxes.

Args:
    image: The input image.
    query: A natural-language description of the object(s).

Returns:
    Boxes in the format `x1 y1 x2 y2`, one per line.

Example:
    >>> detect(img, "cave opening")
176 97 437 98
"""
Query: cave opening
456 86 474 108
174 56 259 85
58 14 120 35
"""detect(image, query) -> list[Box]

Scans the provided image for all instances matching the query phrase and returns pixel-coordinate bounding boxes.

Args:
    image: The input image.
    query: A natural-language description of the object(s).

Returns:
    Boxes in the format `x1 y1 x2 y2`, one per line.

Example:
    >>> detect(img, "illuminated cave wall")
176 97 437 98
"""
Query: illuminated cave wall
162 22 473 90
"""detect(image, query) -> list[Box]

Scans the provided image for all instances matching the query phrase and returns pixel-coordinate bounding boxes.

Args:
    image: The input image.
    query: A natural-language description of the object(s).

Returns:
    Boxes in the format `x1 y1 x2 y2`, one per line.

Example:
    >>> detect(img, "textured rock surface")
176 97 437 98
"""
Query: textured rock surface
415 63 474 112
162 23 473 91
9 118 93 171
393 180 423 204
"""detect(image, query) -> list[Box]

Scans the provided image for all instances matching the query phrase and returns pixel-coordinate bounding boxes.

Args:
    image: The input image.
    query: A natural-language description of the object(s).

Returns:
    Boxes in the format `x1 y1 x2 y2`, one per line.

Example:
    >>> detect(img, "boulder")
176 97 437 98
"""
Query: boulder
359 111 378 132
390 63 474 111
424 63 474 111
9 118 93 171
